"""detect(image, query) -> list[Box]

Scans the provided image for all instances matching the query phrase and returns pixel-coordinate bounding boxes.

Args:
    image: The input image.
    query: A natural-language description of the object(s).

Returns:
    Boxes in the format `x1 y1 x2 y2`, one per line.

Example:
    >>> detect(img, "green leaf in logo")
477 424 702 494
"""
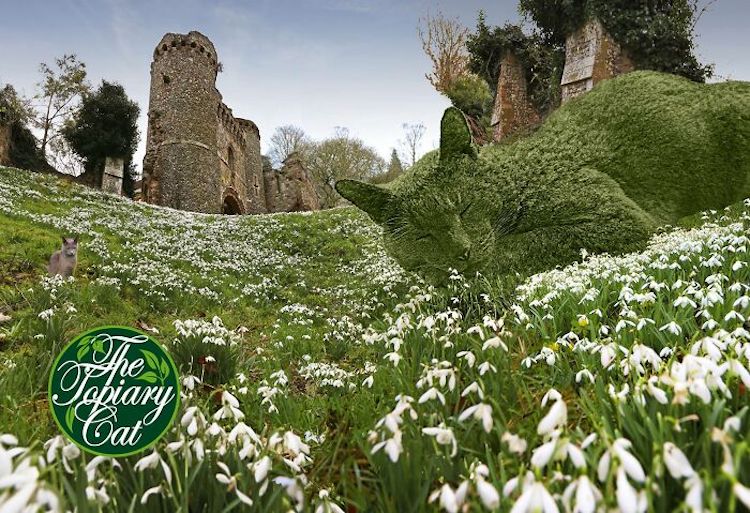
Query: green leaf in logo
141 349 160 371
65 406 75 431
159 358 170 378
77 335 92 348
93 339 105 354
76 345 90 361
137 371 159 384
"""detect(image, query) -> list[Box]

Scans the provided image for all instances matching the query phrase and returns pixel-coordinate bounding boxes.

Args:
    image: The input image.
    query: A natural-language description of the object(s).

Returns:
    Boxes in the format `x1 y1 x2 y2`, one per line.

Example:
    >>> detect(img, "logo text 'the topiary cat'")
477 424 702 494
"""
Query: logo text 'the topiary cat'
48 326 180 456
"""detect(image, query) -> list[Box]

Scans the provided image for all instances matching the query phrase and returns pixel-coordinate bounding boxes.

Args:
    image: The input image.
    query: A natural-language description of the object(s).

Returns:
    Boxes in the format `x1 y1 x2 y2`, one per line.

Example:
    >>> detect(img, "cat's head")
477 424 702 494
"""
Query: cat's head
336 108 496 279
62 236 78 257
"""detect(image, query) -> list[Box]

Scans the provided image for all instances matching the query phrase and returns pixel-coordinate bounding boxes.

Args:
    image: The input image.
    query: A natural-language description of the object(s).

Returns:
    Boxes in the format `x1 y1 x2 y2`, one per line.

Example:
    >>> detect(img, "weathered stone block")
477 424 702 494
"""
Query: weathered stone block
561 18 634 103
101 157 124 195
491 52 541 141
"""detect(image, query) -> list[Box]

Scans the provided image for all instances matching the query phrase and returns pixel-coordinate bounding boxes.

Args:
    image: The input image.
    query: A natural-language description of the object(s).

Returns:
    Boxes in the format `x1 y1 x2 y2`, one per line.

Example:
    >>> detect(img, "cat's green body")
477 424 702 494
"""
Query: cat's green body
337 71 750 279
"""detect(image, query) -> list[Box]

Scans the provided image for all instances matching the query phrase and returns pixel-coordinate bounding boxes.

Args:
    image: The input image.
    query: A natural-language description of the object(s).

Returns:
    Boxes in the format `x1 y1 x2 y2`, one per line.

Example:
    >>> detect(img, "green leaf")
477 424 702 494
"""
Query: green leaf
65 406 75 431
136 371 158 384
159 358 170 378
76 345 90 361
77 335 92 348
141 349 159 371
93 339 105 353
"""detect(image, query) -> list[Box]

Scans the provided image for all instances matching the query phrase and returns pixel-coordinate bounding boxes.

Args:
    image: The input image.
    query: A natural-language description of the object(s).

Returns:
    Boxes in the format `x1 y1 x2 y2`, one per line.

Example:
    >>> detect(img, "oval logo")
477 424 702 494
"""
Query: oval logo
48 326 180 456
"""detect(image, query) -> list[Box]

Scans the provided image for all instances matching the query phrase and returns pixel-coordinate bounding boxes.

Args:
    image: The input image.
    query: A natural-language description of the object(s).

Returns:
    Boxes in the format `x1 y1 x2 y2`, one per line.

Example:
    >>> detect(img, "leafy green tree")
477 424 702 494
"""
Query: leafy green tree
308 128 385 208
372 149 405 184
0 84 49 171
387 149 404 178
63 80 140 195
33 54 89 157
444 73 493 120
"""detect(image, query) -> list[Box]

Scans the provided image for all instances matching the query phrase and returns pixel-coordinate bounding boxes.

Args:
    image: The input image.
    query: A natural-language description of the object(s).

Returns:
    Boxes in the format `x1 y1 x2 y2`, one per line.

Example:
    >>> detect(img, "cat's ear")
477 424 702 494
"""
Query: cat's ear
440 107 476 163
61 236 67 245
73 236 78 244
335 179 394 224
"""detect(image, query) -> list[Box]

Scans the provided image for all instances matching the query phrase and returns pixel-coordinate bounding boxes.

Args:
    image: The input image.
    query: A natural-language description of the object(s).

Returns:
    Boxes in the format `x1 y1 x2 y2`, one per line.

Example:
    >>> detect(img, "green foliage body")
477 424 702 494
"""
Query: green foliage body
337 72 750 280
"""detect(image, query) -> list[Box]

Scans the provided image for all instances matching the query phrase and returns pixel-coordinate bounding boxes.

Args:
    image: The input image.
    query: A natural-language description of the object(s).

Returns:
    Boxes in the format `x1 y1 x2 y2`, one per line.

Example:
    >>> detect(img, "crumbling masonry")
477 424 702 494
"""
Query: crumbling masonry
491 18 633 141
142 31 318 214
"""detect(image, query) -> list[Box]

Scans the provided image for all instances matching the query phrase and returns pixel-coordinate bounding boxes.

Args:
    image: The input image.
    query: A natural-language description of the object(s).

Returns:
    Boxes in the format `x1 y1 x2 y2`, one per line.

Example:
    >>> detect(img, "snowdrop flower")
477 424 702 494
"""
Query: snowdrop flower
181 374 201 392
685 475 703 512
430 483 466 513
422 425 457 457
502 432 528 454
597 439 645 484
458 403 493 433
478 361 497 375
134 449 172 484
510 480 559 513
315 489 345 513
482 336 508 352
663 442 694 479
616 468 646 513
537 392 567 435
659 321 682 336
461 381 484 400
733 482 750 509
274 475 306 509
476 477 500 509
418 387 446 405
372 431 403 463
213 391 244 421
563 475 601 513
140 485 162 504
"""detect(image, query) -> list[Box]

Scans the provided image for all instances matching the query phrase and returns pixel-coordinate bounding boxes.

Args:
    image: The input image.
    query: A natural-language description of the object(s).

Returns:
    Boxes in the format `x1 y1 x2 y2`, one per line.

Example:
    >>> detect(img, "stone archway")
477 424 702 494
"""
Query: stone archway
222 188 244 215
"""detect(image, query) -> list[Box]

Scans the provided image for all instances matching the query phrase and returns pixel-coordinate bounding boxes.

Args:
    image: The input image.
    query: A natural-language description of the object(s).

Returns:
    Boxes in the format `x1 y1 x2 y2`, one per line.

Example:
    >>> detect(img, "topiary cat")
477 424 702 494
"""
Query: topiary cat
336 71 750 280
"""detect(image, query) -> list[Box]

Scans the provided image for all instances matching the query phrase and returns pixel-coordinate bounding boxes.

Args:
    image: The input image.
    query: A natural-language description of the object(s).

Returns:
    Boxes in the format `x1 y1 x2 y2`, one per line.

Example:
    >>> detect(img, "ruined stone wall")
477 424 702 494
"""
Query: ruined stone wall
561 18 634 103
262 154 320 213
490 52 541 141
142 31 222 213
0 124 10 166
238 119 265 213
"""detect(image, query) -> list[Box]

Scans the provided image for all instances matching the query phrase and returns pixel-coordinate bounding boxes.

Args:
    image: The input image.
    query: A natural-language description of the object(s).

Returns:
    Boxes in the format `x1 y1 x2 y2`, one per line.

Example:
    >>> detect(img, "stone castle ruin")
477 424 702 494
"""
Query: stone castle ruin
491 18 633 141
142 31 318 214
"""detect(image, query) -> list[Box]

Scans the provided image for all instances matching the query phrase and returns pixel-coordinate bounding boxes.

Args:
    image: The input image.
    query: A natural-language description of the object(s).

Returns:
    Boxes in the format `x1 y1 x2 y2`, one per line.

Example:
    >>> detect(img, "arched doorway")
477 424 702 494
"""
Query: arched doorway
222 193 244 215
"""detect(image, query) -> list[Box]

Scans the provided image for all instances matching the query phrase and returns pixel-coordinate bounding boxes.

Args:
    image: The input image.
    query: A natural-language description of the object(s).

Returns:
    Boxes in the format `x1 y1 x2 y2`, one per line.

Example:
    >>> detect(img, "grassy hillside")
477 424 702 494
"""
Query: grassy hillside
1 166 750 512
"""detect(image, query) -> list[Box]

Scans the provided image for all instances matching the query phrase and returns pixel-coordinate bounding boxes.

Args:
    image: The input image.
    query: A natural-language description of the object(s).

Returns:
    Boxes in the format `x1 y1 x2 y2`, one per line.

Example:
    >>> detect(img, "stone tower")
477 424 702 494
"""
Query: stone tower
142 31 318 215
143 31 222 212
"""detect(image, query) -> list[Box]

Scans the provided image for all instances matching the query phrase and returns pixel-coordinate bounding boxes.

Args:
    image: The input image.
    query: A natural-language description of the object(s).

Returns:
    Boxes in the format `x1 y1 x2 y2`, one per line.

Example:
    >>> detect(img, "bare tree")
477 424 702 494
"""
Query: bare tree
308 127 385 208
418 12 470 94
268 125 313 168
399 122 427 167
33 54 89 157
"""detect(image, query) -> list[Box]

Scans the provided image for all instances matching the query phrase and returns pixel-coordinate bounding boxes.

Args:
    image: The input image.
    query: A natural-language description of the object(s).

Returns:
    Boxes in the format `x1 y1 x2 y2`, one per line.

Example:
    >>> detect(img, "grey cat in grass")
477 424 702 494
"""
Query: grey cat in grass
48 236 78 278
336 72 750 280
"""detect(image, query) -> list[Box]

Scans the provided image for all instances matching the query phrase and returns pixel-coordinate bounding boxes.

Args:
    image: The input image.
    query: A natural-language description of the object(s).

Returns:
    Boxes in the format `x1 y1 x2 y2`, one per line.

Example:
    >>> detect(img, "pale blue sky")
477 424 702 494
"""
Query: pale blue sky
1 0 748 172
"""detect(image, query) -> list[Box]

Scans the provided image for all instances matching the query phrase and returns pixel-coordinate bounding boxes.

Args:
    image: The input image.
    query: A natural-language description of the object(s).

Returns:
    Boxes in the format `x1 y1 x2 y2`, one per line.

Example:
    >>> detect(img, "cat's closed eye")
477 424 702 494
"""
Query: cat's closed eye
415 233 433 241
459 202 473 218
